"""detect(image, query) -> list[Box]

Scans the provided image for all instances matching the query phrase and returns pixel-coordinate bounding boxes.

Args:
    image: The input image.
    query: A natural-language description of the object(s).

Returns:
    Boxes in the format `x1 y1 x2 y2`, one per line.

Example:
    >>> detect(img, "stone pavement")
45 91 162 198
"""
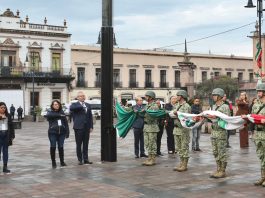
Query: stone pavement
0 120 265 198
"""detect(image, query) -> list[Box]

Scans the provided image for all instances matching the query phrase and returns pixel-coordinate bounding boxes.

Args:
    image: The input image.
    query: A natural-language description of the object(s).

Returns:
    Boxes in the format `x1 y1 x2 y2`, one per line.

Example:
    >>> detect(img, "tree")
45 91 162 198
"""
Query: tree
196 76 238 102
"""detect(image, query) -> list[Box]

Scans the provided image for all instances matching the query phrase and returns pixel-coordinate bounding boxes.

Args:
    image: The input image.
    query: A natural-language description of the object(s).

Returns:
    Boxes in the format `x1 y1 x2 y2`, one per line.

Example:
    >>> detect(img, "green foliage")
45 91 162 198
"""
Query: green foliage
196 76 238 100
34 106 42 116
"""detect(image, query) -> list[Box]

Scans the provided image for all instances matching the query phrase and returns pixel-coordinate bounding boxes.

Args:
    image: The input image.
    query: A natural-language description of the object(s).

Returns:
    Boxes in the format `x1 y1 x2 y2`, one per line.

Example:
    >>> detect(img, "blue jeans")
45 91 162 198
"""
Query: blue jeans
192 126 201 149
48 133 66 148
0 131 8 164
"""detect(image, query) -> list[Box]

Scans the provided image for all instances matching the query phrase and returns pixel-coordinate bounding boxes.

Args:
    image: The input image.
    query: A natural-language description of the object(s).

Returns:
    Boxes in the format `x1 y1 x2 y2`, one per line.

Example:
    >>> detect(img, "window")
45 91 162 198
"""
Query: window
95 68 101 87
226 72 232 78
52 53 61 71
214 72 220 77
238 72 243 82
1 50 16 67
30 52 41 71
249 73 254 82
114 69 120 83
160 70 167 87
145 70 152 87
77 68 85 87
52 92 61 101
175 70 180 87
202 71 207 81
129 69 137 87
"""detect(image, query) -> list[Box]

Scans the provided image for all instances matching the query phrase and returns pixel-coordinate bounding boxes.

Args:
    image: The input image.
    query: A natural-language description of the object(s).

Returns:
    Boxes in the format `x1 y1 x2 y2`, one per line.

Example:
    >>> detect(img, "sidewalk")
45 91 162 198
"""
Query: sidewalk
0 120 265 198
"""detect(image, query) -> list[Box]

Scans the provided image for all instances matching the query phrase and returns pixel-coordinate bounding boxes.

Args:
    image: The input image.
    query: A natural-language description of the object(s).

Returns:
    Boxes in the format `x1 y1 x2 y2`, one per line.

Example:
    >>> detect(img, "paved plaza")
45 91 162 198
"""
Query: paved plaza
0 120 265 198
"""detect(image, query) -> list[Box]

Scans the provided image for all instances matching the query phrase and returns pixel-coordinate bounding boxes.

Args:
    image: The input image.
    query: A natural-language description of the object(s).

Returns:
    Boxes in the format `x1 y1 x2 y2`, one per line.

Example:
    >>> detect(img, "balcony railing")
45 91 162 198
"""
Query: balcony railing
145 82 154 88
95 81 101 88
129 81 138 88
0 66 74 78
175 82 181 88
114 81 122 88
76 81 88 87
160 82 169 88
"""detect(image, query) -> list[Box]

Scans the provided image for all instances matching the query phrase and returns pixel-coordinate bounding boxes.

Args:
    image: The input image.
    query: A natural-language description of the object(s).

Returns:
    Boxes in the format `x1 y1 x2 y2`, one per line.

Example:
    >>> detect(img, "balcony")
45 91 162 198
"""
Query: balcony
114 81 122 88
160 82 169 88
95 81 101 88
129 81 138 88
76 80 87 88
175 82 181 88
145 82 154 88
0 66 74 82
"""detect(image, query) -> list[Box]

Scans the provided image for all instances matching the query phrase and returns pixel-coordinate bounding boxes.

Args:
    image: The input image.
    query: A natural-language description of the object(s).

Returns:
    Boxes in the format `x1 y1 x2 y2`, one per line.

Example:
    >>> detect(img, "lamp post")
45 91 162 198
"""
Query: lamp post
245 0 263 81
100 0 117 162
26 52 41 122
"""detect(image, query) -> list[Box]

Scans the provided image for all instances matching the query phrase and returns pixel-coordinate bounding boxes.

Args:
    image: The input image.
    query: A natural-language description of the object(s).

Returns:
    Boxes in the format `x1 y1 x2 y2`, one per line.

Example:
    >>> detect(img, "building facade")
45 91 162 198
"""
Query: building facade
71 45 254 103
0 9 73 116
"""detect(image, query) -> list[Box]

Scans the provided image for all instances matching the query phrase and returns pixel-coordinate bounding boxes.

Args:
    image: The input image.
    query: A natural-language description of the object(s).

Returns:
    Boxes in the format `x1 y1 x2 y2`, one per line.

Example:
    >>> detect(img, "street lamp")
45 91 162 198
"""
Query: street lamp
245 0 263 81
25 52 41 122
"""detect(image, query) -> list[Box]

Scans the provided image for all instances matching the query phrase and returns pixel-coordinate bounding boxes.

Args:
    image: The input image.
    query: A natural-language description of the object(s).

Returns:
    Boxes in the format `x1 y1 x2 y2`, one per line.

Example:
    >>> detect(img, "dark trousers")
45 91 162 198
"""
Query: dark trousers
0 131 8 164
133 128 145 156
74 129 90 162
48 133 66 148
18 114 22 121
10 113 14 120
157 124 164 154
165 124 175 152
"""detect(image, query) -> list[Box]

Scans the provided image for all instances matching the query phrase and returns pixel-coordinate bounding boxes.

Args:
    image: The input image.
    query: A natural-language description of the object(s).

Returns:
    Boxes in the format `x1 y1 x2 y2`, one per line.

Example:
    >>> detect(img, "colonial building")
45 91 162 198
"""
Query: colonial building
71 45 254 103
0 9 74 116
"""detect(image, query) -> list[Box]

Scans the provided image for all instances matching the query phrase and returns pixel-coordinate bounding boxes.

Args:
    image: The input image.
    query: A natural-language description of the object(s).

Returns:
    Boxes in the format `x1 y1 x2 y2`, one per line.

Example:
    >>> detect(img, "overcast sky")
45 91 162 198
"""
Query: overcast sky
1 0 262 56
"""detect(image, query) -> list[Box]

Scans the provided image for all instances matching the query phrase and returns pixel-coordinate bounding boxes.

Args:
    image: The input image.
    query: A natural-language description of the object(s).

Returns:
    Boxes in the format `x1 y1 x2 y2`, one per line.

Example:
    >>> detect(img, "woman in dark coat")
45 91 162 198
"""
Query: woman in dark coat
0 102 15 173
236 92 249 147
45 100 69 168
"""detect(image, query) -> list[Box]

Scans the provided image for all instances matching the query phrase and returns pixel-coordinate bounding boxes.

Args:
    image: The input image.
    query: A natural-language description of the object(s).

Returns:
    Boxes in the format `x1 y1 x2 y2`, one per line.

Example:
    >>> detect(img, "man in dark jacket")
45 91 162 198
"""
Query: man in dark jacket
165 96 177 154
17 106 23 121
132 97 147 158
70 91 93 165
9 104 15 120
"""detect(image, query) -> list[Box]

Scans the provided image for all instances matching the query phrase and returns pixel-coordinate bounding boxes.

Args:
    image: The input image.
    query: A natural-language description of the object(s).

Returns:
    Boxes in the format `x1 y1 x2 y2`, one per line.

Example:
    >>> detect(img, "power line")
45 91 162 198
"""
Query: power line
156 21 259 49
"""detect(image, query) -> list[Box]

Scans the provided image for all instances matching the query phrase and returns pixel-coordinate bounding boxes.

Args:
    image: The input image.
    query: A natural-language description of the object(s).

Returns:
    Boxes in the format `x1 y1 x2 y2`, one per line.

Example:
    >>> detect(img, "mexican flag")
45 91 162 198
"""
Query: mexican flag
255 42 262 69
247 114 265 125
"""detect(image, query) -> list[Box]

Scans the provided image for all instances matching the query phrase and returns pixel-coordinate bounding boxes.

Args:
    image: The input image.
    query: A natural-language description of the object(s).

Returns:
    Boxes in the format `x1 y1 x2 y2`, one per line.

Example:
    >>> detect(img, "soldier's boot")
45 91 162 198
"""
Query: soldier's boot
173 158 183 171
177 158 188 172
145 154 156 166
210 161 221 178
254 169 265 186
214 162 227 178
142 155 151 166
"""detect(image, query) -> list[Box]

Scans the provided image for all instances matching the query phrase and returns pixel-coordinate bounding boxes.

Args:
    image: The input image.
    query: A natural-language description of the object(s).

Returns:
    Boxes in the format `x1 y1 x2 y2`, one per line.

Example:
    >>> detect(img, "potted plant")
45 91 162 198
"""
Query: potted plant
34 106 42 122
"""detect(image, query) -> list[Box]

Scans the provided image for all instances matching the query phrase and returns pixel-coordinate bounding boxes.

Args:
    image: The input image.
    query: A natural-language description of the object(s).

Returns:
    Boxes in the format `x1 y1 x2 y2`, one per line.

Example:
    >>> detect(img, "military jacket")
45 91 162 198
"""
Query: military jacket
252 99 265 140
173 101 191 135
143 101 159 133
211 102 230 140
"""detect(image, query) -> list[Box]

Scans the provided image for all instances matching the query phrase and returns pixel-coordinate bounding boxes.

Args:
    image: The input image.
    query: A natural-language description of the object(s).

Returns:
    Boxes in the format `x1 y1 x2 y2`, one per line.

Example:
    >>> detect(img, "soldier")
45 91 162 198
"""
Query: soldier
142 91 159 166
207 88 230 178
173 90 191 172
252 83 265 186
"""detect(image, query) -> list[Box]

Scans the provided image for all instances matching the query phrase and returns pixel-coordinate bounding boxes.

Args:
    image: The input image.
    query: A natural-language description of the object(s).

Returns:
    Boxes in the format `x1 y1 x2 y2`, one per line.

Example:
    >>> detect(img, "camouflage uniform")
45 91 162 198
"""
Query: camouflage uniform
252 98 265 186
143 101 160 156
173 101 191 158
173 101 191 171
211 101 230 164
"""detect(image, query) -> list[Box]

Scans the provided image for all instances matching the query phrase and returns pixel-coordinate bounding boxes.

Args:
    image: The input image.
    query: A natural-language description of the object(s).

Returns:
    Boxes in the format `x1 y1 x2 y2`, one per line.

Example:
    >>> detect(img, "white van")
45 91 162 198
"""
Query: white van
86 99 101 119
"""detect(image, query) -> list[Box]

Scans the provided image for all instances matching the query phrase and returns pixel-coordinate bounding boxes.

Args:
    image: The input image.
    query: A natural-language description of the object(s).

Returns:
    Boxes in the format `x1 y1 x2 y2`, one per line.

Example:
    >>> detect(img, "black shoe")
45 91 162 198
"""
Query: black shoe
78 161 83 165
140 153 148 158
84 160 93 164
60 162 67 167
156 152 163 157
3 166 11 173
52 161 57 169
135 155 139 159
226 145 231 148
196 148 202 152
